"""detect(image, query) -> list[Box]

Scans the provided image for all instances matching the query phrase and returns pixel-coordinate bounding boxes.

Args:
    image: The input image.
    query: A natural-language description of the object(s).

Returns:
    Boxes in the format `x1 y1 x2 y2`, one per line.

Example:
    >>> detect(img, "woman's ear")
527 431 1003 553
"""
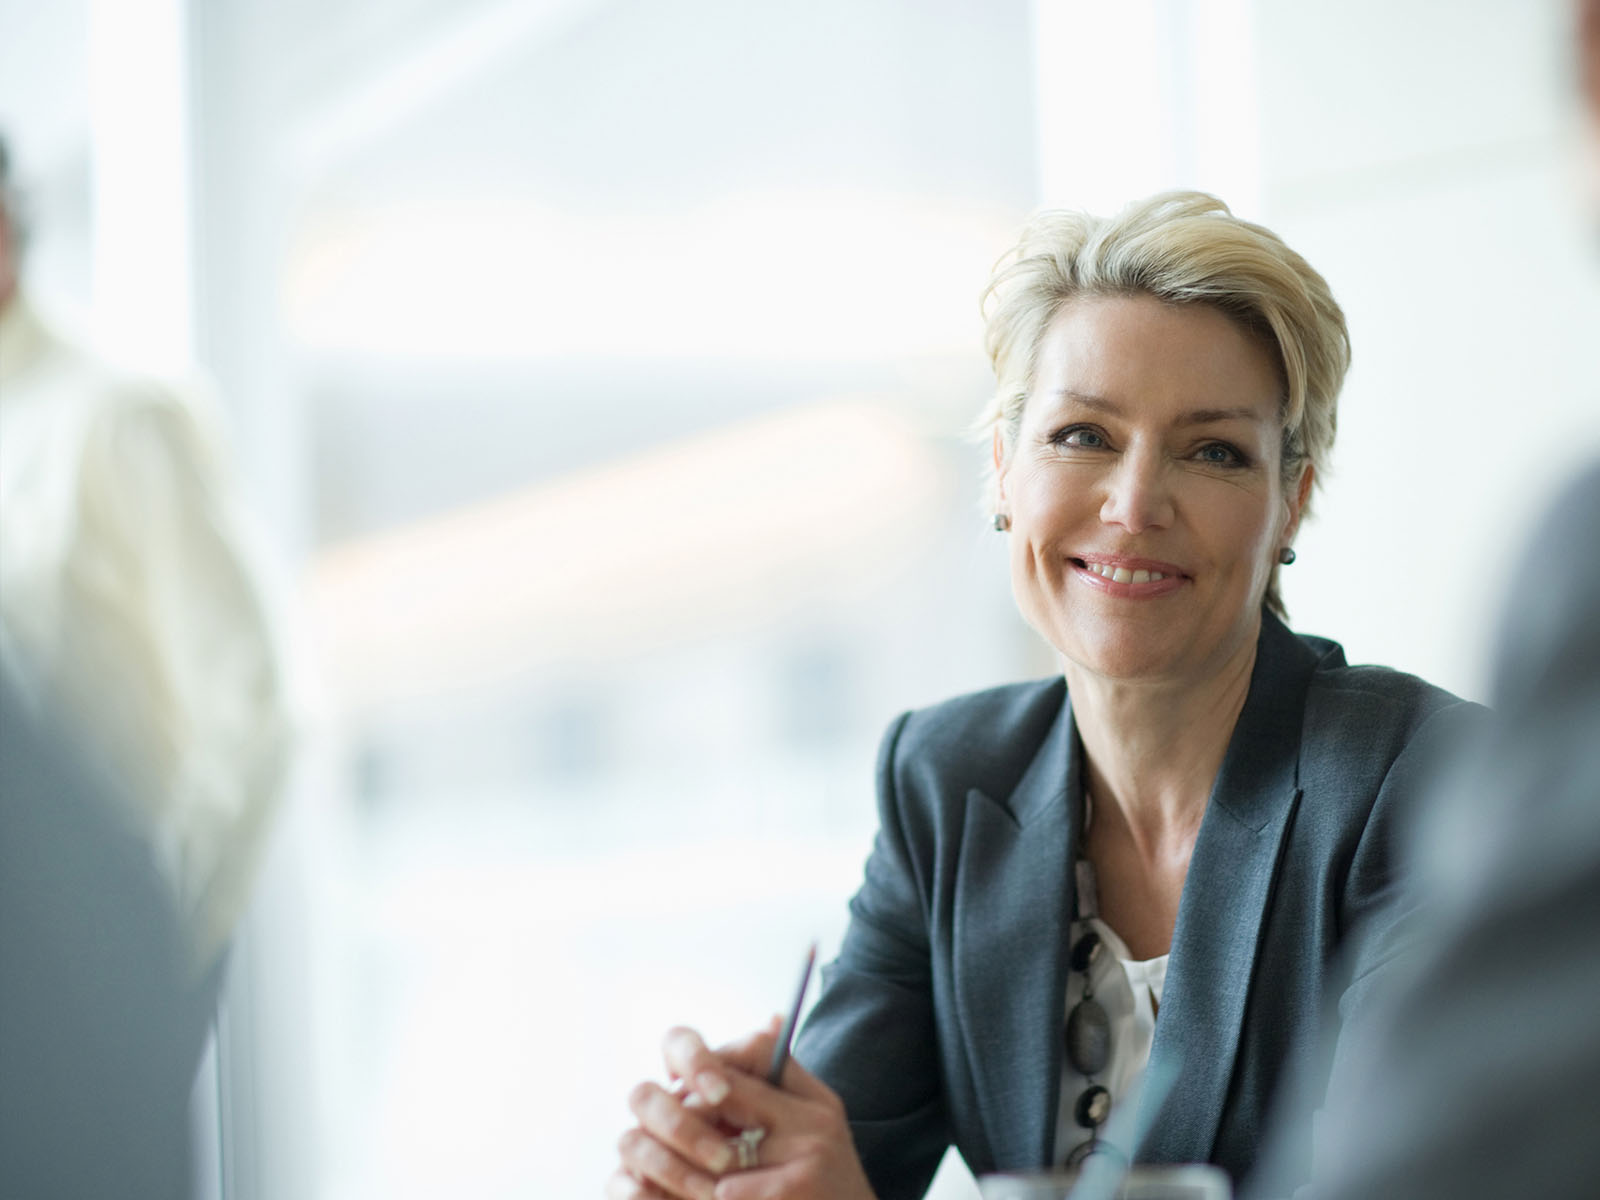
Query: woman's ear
992 426 1010 506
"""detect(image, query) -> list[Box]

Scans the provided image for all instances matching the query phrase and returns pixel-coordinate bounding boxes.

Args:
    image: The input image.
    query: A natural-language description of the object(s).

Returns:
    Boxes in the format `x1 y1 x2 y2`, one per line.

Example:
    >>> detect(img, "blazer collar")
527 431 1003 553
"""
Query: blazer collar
952 682 1078 1172
1132 612 1320 1163
950 615 1321 1172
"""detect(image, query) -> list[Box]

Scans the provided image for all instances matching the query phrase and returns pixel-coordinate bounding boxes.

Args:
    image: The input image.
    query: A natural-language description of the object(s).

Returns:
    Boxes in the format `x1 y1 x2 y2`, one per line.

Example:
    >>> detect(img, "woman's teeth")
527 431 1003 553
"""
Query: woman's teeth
1084 562 1167 584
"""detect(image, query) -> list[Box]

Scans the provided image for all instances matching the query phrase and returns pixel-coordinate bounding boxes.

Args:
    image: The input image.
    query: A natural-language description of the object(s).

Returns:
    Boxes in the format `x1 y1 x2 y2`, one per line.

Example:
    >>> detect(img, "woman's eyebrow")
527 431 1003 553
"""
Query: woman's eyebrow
1177 407 1264 426
1052 389 1122 412
1052 391 1264 427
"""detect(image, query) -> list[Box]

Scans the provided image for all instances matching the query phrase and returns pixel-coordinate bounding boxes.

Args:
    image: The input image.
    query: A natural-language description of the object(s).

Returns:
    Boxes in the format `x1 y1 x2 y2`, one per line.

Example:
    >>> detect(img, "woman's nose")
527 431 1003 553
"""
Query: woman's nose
1099 452 1175 533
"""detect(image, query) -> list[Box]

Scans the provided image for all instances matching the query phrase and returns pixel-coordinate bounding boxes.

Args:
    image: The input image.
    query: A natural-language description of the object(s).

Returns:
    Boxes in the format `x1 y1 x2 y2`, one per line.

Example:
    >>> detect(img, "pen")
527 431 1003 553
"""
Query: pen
766 941 817 1086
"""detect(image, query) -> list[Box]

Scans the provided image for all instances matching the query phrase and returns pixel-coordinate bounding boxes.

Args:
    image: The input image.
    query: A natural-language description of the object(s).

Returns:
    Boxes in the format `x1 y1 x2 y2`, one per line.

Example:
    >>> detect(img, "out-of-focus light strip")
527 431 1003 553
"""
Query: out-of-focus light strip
87 0 192 372
282 189 1014 363
306 400 948 708
288 0 594 177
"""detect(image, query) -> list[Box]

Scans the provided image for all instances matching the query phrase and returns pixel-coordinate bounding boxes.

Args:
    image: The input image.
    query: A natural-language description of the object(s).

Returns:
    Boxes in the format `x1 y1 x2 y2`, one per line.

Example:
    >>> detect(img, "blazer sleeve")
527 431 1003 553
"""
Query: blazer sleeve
793 711 952 1200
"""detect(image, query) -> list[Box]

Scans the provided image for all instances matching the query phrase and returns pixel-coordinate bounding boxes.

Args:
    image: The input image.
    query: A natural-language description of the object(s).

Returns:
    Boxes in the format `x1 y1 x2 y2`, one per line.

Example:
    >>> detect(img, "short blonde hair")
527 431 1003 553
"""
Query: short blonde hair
979 191 1350 618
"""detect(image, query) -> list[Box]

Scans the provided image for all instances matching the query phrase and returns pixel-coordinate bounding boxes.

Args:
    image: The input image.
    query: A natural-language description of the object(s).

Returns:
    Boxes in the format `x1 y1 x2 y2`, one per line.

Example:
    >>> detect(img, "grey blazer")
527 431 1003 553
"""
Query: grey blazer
794 613 1481 1199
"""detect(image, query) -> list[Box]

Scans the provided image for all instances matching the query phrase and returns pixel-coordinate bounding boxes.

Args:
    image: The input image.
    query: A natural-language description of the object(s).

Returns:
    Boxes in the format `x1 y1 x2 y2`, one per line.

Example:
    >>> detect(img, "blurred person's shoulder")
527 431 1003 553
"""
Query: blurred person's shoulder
1489 459 1600 709
9 297 234 510
1 293 123 402
2 291 225 454
1421 458 1600 893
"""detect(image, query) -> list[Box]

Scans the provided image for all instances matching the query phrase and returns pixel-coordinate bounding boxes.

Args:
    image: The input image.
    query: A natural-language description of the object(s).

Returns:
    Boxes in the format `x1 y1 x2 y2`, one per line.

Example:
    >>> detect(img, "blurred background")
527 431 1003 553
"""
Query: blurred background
1 1 1597 1198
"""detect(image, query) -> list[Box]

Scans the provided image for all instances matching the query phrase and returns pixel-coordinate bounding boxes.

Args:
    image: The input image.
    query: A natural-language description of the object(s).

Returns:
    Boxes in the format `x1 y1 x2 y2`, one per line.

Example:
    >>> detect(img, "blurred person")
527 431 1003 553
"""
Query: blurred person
0 661 204 1199
608 192 1482 1200
1241 3 1600 1197
0 133 291 977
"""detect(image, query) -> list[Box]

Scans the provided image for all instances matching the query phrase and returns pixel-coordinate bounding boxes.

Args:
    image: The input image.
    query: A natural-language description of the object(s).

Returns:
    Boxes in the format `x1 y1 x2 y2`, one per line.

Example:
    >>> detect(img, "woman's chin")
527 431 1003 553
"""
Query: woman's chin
1056 637 1188 684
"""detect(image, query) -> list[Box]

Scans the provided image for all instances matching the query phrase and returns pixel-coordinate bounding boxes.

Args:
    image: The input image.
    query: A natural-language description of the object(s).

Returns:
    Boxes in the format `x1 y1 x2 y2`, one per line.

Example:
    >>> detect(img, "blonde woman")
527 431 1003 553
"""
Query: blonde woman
610 192 1479 1200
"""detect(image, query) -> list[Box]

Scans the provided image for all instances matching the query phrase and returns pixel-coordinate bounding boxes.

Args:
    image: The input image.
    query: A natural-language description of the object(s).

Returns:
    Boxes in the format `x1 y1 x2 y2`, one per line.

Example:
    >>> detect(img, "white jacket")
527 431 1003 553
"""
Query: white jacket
0 293 291 971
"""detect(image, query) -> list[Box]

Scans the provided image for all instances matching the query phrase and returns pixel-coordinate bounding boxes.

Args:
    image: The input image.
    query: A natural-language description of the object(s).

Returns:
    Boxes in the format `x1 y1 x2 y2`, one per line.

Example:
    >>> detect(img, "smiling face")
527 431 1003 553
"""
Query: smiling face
996 293 1310 685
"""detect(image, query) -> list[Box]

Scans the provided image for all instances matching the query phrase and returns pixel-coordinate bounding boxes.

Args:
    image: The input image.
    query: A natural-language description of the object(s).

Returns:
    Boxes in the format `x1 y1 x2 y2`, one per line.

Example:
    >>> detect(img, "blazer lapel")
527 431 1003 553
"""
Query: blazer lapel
1133 615 1320 1164
952 684 1080 1172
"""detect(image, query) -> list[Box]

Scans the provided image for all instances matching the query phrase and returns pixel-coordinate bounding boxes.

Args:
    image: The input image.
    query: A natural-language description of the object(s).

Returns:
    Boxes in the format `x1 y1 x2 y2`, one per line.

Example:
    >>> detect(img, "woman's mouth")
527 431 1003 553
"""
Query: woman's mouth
1078 560 1169 584
1069 556 1188 595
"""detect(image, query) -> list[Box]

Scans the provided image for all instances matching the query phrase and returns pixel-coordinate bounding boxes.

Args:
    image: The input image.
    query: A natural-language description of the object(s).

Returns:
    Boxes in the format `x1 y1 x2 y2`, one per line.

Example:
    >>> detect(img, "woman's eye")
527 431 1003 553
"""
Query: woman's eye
1197 441 1245 466
1056 426 1107 449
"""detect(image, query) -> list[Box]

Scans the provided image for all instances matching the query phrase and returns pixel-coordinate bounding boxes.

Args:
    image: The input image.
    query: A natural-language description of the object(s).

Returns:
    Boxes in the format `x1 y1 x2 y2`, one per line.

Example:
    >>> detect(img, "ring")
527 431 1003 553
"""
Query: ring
730 1126 766 1170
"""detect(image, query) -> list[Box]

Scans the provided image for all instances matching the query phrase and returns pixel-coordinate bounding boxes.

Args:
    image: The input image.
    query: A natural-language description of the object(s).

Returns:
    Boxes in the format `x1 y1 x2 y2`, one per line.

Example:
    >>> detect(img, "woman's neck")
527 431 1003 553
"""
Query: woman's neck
1065 632 1258 860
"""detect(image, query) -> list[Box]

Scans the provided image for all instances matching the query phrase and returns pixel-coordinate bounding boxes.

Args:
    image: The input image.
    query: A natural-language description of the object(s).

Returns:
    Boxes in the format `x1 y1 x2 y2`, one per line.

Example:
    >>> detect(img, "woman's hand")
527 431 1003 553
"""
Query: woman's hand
608 1023 877 1200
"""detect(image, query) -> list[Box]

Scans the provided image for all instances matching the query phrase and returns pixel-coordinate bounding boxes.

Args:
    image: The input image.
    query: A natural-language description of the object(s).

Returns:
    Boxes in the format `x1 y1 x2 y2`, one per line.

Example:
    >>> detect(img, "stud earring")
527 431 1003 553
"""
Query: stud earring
1278 546 1297 565
992 513 1011 532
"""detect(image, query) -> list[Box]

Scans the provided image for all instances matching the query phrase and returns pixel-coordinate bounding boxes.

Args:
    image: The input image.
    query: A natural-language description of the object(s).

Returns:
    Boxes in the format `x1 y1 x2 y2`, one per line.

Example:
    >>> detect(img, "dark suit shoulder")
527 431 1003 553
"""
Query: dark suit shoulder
1292 637 1486 851
1313 659 1469 713
1302 637 1482 749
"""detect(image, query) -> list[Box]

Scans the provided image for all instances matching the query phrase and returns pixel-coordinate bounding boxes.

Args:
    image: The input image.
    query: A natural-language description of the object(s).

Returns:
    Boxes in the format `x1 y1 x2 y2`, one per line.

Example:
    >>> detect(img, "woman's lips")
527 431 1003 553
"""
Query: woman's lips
1069 555 1188 597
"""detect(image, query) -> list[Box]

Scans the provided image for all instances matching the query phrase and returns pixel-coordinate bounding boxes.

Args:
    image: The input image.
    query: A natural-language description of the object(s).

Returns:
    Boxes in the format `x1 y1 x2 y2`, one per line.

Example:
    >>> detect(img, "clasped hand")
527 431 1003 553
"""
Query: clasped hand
608 1020 876 1200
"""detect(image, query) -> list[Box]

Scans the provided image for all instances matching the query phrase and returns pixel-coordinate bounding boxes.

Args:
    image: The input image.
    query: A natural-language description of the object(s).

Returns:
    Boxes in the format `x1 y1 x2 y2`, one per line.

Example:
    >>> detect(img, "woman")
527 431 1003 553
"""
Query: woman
607 192 1479 1200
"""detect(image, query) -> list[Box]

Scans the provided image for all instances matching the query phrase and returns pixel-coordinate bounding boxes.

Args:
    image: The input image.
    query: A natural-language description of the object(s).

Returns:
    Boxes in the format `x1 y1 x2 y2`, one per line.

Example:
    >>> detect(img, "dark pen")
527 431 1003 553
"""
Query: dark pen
766 941 817 1086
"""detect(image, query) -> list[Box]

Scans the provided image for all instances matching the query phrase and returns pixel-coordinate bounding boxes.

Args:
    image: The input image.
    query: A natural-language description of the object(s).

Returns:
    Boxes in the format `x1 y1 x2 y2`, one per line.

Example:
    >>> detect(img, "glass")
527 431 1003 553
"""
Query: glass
977 1164 1232 1200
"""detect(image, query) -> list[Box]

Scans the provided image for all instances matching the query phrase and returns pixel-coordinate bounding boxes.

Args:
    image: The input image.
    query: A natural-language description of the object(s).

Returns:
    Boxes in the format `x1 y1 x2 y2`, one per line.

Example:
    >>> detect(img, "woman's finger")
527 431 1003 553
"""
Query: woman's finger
661 1026 733 1106
711 1053 843 1135
615 1126 719 1200
667 1016 788 1104
703 1081 876 1200
699 1069 782 1134
698 1072 827 1147
713 1017 834 1102
627 1081 736 1176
